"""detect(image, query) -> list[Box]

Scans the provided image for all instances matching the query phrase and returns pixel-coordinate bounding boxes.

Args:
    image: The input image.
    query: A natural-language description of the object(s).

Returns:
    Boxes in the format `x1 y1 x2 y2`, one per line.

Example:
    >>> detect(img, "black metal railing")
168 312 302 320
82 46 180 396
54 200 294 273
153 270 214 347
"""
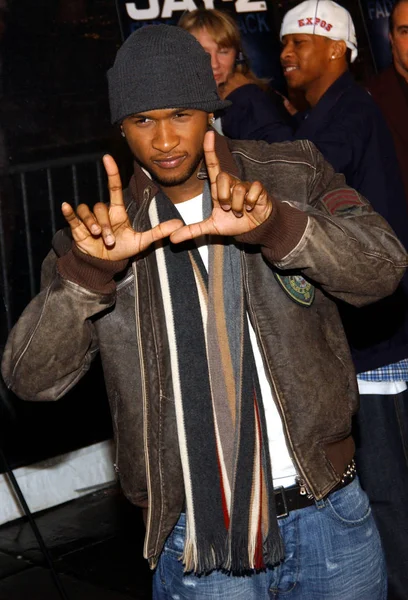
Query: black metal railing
0 152 115 491
0 153 107 337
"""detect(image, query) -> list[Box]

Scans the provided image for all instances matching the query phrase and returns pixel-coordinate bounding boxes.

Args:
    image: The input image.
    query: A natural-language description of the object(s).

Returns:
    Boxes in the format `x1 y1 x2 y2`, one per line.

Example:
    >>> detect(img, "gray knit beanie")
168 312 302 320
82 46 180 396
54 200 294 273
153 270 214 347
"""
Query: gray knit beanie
107 24 231 124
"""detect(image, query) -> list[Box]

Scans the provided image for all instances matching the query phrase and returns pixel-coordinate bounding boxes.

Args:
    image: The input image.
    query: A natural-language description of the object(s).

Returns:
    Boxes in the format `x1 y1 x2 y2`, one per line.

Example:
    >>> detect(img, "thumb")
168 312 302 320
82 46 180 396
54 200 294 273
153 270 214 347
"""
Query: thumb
169 217 217 244
138 218 184 252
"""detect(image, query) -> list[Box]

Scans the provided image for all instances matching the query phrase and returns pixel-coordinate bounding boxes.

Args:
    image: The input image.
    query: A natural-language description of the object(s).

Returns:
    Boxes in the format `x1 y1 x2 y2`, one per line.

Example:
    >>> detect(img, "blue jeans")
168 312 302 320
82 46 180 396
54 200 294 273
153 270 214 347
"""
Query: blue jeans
152 478 386 599
354 390 408 600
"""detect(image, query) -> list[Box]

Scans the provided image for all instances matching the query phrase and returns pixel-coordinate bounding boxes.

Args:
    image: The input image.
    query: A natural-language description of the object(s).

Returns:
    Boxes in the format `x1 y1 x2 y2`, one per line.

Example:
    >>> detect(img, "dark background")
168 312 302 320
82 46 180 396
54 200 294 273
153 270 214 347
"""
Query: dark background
0 0 390 471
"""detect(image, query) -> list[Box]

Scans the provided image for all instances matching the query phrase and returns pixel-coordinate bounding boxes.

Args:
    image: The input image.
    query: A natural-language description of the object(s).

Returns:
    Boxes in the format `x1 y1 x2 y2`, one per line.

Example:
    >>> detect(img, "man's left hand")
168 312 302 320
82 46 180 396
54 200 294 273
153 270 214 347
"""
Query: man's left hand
170 131 273 244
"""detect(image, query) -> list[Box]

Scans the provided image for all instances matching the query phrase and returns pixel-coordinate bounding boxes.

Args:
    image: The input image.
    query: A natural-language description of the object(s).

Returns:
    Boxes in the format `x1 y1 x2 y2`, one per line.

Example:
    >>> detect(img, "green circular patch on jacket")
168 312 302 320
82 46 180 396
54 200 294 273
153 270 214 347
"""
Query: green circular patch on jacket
274 274 315 307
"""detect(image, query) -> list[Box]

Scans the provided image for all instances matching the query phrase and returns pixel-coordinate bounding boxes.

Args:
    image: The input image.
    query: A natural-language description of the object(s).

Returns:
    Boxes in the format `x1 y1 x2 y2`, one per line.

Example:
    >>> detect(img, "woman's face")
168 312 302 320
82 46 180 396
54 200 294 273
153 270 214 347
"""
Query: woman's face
191 27 236 86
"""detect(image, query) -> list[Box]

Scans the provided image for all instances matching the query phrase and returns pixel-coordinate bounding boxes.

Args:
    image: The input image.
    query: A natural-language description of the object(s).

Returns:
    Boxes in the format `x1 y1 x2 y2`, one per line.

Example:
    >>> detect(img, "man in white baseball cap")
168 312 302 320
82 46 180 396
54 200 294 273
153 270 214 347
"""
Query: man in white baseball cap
281 0 357 61
200 11 408 595
278 4 408 600
280 0 357 107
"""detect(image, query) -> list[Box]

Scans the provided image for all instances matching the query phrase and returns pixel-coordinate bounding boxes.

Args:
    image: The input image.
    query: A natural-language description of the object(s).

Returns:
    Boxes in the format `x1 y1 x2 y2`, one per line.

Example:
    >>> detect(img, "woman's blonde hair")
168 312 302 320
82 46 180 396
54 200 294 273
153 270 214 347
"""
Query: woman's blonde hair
178 8 268 88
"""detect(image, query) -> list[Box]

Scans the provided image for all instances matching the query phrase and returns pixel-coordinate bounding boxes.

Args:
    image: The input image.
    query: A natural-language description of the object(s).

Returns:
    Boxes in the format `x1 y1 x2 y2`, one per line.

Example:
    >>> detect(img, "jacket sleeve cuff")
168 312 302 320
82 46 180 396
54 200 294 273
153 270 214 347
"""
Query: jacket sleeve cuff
57 243 129 294
236 200 308 262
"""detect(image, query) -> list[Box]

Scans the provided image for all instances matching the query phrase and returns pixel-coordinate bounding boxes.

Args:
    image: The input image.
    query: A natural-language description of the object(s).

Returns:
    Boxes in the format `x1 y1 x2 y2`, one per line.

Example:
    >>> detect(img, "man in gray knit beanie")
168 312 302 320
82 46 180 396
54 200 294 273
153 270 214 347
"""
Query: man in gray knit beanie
3 21 396 600
108 24 230 123
106 24 230 193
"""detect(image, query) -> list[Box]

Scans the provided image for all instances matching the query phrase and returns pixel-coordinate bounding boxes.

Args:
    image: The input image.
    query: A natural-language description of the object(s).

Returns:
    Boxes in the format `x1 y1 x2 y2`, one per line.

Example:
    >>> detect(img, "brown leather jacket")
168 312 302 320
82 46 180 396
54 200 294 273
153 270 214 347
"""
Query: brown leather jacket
2 135 407 568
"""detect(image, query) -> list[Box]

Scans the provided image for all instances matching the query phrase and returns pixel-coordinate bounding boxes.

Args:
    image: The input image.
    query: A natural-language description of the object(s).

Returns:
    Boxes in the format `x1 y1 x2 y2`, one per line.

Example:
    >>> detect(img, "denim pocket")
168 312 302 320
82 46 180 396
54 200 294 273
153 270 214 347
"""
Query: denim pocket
325 478 372 526
163 523 185 559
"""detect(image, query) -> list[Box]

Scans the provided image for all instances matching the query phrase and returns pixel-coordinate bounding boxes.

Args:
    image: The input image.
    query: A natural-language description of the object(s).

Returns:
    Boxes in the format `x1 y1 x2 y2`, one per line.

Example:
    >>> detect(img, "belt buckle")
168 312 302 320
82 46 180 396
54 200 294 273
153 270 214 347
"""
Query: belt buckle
274 486 289 519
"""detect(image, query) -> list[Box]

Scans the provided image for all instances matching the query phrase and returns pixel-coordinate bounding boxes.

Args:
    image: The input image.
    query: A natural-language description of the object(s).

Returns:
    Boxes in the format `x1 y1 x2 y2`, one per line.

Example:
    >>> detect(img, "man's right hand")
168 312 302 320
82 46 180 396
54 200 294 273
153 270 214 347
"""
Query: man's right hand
61 154 183 261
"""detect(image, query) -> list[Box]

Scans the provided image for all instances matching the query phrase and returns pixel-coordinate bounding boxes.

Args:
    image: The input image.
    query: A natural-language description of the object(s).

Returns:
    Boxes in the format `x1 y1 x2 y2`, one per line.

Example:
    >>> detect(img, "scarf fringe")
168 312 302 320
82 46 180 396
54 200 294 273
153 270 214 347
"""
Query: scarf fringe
182 533 228 574
223 531 285 575
224 534 258 574
182 532 284 576
263 531 285 569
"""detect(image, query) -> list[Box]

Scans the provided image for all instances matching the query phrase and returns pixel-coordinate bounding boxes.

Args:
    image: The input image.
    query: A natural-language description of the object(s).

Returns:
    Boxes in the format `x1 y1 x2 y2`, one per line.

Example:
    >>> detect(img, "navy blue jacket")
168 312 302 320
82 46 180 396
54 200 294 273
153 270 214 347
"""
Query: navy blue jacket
225 72 408 374
221 83 292 143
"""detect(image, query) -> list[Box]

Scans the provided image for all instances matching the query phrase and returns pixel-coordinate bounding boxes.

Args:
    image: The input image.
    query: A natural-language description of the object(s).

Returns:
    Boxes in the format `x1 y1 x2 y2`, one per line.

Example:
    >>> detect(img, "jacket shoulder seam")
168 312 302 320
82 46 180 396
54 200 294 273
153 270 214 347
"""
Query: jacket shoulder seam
231 149 317 171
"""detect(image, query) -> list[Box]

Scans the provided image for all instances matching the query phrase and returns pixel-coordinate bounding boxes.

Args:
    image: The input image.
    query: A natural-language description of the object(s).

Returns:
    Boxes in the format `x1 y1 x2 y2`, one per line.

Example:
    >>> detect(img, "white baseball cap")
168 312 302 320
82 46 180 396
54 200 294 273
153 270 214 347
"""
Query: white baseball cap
280 0 358 63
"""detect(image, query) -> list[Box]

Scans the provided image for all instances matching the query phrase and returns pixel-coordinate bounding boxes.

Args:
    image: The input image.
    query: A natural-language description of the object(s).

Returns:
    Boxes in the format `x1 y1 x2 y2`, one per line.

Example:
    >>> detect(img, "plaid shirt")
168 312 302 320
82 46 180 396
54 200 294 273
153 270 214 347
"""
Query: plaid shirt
357 358 408 382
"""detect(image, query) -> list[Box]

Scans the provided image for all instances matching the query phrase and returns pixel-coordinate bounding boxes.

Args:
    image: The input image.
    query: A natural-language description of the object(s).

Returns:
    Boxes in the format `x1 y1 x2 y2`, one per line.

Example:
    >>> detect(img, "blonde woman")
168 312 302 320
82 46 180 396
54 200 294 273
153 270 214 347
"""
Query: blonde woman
179 8 290 140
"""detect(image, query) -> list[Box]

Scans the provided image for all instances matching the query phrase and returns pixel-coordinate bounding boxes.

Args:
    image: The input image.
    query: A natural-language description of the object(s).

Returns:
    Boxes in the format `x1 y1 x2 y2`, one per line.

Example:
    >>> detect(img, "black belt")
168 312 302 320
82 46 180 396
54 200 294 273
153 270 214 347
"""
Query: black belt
274 460 357 519
181 461 357 518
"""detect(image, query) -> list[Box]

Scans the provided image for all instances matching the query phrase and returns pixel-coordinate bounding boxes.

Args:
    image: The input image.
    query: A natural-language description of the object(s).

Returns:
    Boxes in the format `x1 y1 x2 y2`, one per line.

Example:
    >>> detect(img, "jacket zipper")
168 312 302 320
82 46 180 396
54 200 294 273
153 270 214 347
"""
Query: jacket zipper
133 187 155 562
296 476 314 498
113 218 143 472
113 397 120 473
242 254 316 499
134 259 154 559
116 272 133 292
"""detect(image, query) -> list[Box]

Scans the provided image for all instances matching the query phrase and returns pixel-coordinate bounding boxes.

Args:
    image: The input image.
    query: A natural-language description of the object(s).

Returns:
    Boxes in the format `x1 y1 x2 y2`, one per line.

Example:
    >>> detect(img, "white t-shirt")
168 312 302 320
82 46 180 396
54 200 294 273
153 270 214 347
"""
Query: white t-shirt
212 118 224 136
357 380 407 395
176 195 297 488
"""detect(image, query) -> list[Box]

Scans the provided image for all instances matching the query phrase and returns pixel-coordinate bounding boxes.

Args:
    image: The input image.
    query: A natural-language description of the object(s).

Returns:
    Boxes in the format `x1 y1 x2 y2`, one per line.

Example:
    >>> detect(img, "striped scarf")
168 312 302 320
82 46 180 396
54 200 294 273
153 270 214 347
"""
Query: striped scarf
148 184 284 574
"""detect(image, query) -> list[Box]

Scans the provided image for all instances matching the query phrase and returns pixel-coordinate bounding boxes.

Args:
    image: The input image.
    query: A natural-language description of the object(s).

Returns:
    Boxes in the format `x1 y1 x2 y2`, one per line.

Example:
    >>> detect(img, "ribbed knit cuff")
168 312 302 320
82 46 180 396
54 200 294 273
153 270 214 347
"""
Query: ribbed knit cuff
57 243 129 294
236 201 308 262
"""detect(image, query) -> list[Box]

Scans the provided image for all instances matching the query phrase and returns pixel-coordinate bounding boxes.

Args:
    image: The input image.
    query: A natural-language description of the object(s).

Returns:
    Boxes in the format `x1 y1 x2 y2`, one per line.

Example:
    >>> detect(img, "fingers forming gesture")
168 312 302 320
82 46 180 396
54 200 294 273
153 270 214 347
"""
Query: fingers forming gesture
62 155 183 261
170 131 273 244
